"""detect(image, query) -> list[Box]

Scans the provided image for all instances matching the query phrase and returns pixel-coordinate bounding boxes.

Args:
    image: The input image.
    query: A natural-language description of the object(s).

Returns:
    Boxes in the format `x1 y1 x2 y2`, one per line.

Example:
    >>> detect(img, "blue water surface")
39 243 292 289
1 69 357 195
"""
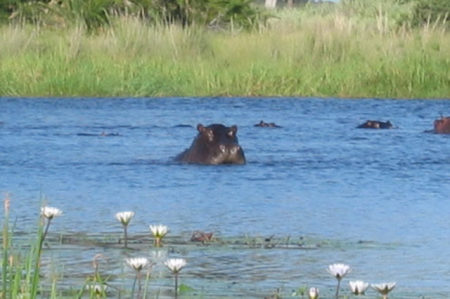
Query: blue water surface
0 97 449 298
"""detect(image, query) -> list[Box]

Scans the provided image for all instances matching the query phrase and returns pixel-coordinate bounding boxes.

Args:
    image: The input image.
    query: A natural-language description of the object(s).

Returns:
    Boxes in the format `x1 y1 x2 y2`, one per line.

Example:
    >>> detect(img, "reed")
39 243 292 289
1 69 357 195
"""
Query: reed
1 198 65 299
0 2 448 98
2 196 10 298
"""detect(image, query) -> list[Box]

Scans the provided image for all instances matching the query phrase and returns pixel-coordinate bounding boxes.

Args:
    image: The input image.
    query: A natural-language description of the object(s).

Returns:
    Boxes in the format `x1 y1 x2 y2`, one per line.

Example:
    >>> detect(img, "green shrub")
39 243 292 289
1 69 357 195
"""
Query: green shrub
58 0 115 30
148 0 269 30
411 0 449 27
2 0 269 30
0 0 14 23
5 0 49 24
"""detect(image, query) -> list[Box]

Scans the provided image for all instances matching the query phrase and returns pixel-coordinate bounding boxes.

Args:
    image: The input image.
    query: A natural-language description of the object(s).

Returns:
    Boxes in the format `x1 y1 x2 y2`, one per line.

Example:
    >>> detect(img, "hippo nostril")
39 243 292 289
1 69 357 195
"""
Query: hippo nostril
230 145 241 155
219 145 226 153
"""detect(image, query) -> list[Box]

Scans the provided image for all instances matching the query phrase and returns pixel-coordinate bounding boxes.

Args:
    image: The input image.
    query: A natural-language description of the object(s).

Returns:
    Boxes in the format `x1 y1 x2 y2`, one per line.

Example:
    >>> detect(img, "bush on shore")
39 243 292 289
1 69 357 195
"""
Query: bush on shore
411 0 449 28
1 0 448 30
0 0 269 30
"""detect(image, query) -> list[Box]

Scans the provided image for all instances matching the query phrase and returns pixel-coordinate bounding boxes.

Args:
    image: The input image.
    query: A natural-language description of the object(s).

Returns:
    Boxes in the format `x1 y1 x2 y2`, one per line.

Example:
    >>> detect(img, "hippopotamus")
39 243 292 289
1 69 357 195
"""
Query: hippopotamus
357 120 393 129
77 132 120 137
175 124 246 165
191 231 214 243
433 116 450 134
254 120 282 128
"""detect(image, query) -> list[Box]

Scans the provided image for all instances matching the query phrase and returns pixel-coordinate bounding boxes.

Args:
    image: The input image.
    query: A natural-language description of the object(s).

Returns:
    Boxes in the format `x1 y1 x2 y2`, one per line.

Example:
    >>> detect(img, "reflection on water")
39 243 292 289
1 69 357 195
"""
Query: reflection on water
1 97 449 297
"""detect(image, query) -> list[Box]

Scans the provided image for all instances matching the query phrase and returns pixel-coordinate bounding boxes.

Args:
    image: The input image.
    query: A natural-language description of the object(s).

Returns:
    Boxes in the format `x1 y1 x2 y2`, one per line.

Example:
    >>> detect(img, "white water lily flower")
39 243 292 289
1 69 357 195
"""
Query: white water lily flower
308 287 319 299
372 282 396 296
115 211 134 226
349 280 369 295
40 206 62 219
126 257 149 271
327 263 351 280
86 284 107 294
164 258 187 274
149 224 168 238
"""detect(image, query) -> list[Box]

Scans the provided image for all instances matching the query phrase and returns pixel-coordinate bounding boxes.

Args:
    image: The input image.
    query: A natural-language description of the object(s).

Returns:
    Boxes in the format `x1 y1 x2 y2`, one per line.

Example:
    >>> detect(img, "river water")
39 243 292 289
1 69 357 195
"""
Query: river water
0 97 449 298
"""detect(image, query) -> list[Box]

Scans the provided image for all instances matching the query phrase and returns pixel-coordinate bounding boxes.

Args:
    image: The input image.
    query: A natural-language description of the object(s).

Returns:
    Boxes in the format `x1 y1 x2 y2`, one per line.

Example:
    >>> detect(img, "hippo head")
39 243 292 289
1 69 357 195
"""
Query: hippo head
357 120 393 129
176 123 246 165
195 124 246 165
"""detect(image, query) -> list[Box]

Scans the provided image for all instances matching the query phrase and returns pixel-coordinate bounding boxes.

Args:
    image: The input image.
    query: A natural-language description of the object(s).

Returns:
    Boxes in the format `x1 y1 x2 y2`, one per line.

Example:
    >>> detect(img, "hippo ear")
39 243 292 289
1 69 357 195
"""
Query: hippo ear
197 124 205 132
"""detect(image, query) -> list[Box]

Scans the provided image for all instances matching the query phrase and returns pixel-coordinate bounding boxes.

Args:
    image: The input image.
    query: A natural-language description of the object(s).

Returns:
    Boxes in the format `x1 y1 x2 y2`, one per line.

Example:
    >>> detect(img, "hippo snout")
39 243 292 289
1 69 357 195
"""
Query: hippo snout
219 144 241 155
229 144 242 155
219 144 226 153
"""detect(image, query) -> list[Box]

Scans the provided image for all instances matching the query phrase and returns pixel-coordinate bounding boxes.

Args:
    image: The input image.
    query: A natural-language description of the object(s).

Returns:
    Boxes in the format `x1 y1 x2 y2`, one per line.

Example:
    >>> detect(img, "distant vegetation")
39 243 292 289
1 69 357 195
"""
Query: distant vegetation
0 0 448 29
0 0 270 30
0 0 448 98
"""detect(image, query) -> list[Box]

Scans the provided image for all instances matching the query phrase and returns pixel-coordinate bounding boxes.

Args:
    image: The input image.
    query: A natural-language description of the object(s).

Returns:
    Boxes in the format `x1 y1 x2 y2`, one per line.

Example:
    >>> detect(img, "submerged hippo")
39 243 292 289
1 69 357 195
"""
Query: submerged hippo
254 120 282 128
433 116 450 134
191 231 214 243
77 132 120 137
357 120 393 129
175 124 246 165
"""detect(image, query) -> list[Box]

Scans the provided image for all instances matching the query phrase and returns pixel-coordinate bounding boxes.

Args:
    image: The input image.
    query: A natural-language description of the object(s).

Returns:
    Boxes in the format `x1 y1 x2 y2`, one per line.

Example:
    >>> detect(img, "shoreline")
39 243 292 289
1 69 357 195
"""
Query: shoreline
1 96 449 101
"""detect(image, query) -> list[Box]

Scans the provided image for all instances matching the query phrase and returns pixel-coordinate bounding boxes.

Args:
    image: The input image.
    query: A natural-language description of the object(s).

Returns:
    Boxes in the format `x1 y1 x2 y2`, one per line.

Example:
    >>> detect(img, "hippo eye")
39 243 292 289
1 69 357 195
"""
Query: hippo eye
227 130 235 137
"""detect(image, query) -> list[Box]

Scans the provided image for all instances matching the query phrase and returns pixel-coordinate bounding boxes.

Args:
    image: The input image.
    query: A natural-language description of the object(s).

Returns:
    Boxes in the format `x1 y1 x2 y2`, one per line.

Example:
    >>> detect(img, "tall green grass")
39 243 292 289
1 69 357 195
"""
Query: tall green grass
0 197 106 299
0 3 448 98
1 196 45 299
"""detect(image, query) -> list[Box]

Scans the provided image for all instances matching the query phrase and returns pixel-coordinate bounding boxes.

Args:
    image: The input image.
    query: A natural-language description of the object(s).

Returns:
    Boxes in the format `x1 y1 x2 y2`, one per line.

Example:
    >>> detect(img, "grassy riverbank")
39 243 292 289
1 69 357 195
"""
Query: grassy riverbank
0 2 449 98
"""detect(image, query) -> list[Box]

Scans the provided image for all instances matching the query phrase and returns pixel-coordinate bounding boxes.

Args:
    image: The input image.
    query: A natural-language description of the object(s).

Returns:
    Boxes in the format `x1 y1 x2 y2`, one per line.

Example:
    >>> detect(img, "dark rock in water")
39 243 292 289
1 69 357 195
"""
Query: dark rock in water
175 123 246 165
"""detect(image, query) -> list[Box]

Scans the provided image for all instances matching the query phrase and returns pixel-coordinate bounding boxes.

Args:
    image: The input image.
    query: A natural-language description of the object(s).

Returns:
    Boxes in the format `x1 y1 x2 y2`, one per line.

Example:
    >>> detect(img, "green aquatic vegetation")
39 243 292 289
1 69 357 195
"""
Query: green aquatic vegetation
0 198 64 299
82 254 109 298
1 208 402 299
2 196 10 298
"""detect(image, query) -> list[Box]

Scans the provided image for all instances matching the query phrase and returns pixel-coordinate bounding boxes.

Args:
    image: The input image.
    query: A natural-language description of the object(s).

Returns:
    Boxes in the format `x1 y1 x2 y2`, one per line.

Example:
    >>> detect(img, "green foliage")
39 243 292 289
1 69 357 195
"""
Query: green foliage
7 0 49 24
1 205 44 298
0 0 269 30
1 11 449 99
58 0 115 30
339 0 415 28
411 0 449 27
211 0 269 29
0 2 449 98
0 0 13 22
178 283 196 294
148 0 269 30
